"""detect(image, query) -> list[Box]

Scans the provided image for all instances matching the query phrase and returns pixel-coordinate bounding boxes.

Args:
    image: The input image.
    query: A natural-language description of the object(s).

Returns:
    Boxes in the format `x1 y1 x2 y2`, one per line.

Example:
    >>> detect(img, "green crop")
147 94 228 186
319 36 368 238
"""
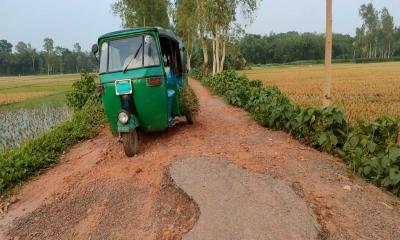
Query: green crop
180 85 199 123
0 72 104 195
192 69 400 196
0 104 105 194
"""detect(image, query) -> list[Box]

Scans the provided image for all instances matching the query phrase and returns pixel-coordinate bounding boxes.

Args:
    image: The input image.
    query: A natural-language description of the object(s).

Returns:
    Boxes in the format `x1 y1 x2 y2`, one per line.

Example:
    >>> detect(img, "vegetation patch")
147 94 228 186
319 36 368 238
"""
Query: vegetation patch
0 74 78 110
0 106 71 152
191 70 400 196
239 62 400 122
0 72 104 195
0 103 105 194
179 85 200 123
66 72 99 110
0 92 52 105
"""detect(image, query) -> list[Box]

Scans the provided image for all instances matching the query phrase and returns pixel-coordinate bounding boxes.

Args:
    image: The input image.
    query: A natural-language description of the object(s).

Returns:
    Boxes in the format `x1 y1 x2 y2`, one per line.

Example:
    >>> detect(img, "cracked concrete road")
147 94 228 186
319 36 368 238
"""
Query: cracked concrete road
170 158 321 240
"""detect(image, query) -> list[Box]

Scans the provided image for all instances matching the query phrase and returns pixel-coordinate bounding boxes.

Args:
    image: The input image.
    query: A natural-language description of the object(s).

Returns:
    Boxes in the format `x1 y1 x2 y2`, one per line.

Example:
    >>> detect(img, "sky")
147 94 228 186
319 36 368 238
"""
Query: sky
1 0 400 51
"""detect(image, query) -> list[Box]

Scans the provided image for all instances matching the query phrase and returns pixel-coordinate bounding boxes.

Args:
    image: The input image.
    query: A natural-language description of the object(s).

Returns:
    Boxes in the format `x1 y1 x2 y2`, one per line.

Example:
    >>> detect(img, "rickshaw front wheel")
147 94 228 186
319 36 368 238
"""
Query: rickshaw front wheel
122 129 139 157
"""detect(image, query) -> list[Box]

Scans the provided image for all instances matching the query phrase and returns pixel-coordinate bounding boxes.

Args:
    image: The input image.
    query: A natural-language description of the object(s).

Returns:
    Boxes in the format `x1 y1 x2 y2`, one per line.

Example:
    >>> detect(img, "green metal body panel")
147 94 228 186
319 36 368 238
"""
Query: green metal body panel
100 67 169 133
98 27 187 134
168 83 180 116
102 82 122 133
117 115 140 132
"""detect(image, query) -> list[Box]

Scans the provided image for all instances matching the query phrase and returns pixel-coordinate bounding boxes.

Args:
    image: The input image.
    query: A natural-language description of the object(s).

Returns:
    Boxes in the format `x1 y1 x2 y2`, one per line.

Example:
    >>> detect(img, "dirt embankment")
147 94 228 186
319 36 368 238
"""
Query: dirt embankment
1 79 400 240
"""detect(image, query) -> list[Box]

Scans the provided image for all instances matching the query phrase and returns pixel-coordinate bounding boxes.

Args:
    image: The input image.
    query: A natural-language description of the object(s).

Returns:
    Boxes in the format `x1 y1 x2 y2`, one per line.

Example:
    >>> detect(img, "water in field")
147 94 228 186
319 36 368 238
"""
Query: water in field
0 106 71 152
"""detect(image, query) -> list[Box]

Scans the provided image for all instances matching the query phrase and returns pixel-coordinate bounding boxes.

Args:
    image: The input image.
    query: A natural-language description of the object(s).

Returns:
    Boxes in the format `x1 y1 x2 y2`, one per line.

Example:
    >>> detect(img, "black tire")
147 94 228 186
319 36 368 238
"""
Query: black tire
185 114 194 124
122 129 139 157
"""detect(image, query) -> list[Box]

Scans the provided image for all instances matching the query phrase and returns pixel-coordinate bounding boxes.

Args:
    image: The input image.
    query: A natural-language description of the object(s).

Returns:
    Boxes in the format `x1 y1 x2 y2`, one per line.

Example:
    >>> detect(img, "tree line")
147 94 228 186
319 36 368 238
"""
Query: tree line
113 0 259 75
239 3 400 65
354 3 398 59
113 1 400 70
0 38 96 76
2 1 399 76
239 32 357 64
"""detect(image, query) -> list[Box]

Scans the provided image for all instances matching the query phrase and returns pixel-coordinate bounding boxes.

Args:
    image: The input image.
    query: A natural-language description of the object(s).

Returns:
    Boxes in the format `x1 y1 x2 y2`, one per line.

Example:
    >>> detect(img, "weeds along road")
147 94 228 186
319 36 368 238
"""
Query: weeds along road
1 79 400 240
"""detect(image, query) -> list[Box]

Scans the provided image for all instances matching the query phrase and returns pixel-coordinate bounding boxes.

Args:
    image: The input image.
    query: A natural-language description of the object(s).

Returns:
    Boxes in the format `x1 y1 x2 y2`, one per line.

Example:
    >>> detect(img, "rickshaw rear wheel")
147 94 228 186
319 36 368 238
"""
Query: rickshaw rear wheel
122 129 139 157
185 114 194 124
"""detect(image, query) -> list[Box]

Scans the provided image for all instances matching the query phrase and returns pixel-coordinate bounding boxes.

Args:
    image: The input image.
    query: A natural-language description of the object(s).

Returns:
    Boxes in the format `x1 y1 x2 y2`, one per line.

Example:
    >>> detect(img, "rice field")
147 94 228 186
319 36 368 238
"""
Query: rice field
240 62 400 122
0 106 71 152
0 74 79 110
0 74 79 152
0 92 52 105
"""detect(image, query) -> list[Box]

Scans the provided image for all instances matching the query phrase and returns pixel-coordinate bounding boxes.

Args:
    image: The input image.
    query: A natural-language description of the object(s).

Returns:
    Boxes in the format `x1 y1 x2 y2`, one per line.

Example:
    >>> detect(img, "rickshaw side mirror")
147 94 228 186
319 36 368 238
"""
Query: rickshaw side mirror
92 44 99 62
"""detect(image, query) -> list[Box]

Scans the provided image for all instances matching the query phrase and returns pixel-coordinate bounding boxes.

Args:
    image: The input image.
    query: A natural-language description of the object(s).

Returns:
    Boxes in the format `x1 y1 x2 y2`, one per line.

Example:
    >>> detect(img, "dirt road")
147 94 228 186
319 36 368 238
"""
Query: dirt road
1 79 400 240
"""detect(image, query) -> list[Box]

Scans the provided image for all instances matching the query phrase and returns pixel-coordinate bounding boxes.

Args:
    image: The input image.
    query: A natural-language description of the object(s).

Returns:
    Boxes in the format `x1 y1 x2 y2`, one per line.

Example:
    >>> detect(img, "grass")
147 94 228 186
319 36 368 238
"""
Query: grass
0 72 105 194
0 104 105 194
0 74 79 110
0 74 80 151
239 62 400 122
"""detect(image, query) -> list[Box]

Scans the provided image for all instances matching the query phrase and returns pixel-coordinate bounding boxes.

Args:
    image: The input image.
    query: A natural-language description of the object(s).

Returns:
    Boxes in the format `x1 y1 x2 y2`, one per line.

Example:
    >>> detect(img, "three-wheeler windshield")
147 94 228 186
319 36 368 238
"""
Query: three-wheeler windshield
99 35 160 73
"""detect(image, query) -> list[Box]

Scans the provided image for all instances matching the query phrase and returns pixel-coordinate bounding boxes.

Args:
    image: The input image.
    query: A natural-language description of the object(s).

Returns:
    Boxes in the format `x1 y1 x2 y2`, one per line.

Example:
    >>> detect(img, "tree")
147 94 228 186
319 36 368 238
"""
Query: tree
0 40 13 53
196 0 210 75
201 0 258 75
55 46 66 73
15 41 28 54
43 38 54 75
394 27 400 56
27 43 37 72
176 0 197 70
381 7 394 58
15 42 32 74
73 43 82 53
359 3 379 58
73 43 83 72
353 26 365 58
112 0 170 28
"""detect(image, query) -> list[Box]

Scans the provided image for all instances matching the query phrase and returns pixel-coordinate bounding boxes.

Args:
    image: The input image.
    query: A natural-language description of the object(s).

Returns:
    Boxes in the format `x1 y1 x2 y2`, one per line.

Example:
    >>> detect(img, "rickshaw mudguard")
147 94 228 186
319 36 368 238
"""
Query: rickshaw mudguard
117 115 139 133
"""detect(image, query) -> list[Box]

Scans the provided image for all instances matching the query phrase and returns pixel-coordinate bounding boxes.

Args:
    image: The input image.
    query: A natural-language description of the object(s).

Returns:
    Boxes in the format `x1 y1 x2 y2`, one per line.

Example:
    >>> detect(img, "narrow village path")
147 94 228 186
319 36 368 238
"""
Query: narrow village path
1 79 399 240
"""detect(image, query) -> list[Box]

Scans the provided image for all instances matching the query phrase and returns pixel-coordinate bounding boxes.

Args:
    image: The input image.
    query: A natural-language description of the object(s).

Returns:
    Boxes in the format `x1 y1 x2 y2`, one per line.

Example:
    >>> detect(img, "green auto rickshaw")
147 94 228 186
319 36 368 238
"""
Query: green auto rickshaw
92 27 192 157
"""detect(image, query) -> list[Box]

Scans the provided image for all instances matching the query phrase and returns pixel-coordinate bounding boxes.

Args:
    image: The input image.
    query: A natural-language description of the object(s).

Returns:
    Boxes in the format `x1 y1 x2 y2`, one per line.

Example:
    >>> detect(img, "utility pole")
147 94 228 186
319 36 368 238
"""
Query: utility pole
323 0 332 107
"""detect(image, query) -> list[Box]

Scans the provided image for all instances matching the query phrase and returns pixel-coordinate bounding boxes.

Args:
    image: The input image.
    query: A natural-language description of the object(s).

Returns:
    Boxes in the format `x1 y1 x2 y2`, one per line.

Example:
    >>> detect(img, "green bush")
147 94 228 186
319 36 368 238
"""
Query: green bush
193 70 400 196
66 71 100 110
189 68 205 81
290 106 349 151
343 116 400 195
0 103 105 194
180 85 200 123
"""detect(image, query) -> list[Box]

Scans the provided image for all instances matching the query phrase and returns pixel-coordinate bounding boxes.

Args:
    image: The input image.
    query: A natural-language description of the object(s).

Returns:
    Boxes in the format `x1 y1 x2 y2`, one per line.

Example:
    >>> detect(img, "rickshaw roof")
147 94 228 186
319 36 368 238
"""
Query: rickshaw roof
99 27 183 45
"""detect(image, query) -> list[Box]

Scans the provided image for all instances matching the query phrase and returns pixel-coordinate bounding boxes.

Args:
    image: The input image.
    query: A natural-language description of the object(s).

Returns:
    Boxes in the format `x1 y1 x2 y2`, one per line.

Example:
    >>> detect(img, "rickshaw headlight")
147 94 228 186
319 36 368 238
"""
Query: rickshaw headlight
118 111 130 124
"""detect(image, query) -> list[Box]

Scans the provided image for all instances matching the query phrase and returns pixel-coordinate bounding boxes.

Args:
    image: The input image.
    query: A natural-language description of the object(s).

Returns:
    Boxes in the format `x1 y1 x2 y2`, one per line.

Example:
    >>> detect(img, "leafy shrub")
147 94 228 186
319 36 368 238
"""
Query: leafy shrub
247 86 294 130
189 68 205 81
193 70 400 196
290 106 348 151
66 71 99 110
0 104 105 194
180 85 200 123
343 116 400 195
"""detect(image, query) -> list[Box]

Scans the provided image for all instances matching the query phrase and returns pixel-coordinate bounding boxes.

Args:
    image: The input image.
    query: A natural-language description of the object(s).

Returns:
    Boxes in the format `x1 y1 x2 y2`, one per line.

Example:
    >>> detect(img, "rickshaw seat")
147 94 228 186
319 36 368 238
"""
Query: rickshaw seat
167 89 175 121
167 89 175 97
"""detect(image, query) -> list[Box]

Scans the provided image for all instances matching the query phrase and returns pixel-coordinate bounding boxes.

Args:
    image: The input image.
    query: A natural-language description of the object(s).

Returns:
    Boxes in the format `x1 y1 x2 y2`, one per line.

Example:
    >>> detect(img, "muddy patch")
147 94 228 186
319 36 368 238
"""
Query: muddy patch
155 173 199 240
